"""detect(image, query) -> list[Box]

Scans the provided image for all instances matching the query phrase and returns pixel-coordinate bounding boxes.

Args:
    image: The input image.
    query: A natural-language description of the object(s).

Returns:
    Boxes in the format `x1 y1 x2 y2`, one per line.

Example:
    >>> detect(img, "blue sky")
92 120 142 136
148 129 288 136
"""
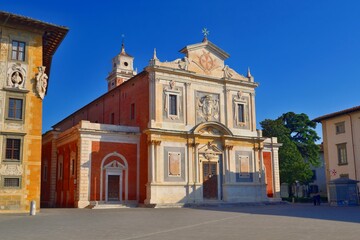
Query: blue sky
2 1 360 140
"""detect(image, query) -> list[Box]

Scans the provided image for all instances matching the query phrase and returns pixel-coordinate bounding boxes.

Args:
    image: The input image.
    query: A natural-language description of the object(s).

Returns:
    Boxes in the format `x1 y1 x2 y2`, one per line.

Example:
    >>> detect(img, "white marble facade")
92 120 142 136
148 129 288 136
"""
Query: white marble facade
144 38 281 205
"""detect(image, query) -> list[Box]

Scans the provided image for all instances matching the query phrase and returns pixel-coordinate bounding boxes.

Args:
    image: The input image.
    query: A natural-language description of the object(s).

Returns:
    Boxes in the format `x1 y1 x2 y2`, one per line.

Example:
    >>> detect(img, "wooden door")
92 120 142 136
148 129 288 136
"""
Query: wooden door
203 162 218 199
107 175 120 201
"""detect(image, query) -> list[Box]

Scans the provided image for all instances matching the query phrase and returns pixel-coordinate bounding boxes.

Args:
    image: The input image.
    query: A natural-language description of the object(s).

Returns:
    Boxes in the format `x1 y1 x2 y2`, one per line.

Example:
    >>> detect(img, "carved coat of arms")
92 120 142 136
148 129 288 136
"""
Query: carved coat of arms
197 95 219 121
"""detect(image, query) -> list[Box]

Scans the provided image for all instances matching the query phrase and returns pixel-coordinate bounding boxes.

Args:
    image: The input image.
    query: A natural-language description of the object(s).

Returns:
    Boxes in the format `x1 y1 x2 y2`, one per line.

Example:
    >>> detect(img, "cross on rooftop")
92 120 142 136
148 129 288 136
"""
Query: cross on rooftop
202 28 209 38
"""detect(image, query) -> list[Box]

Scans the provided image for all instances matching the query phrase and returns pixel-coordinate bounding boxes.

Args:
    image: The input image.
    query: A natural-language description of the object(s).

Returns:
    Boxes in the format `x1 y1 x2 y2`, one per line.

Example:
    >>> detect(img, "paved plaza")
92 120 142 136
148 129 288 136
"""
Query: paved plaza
0 204 359 240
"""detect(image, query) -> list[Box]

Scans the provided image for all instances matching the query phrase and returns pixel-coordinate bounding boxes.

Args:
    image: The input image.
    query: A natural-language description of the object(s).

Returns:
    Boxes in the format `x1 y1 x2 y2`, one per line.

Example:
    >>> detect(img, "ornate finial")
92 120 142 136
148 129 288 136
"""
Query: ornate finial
247 67 252 78
202 28 209 42
153 48 158 60
121 34 125 53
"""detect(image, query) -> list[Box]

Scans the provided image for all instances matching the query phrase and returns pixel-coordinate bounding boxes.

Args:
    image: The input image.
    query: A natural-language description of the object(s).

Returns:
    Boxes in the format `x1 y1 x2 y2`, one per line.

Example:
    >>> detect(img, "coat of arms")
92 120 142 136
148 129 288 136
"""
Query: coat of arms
197 95 219 121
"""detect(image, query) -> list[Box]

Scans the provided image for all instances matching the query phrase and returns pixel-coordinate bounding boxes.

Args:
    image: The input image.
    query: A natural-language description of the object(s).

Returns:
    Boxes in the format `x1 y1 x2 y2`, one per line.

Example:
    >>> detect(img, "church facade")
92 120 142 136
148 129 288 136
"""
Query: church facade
41 37 281 208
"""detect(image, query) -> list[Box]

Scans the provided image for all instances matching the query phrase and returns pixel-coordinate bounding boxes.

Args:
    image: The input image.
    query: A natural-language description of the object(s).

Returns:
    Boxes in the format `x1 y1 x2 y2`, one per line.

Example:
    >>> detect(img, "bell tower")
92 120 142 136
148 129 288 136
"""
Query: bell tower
106 42 136 91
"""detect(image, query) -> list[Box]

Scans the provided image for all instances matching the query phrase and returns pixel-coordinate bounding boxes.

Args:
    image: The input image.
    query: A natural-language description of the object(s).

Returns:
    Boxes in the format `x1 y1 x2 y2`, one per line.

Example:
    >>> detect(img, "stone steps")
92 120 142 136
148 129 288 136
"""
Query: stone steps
90 202 138 209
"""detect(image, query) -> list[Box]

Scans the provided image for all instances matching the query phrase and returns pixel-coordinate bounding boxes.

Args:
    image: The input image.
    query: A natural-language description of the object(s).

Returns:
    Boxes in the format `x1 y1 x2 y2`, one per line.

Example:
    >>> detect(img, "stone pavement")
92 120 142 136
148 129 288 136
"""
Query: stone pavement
0 203 359 240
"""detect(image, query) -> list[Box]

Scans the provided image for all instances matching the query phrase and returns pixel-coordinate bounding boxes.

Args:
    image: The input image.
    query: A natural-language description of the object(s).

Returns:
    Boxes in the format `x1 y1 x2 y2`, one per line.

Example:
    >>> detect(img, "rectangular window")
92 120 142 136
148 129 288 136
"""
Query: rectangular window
130 103 135 120
110 112 115 124
237 104 245 123
71 159 75 176
5 138 21 161
11 40 25 61
4 177 21 188
337 143 347 165
8 98 23 120
169 94 178 116
340 173 349 178
58 162 63 180
335 122 345 134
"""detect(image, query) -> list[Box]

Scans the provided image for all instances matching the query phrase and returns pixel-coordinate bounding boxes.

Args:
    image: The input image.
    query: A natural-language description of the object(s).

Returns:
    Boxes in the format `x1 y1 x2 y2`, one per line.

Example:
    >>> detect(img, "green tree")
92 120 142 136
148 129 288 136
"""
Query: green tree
280 112 320 166
260 112 320 187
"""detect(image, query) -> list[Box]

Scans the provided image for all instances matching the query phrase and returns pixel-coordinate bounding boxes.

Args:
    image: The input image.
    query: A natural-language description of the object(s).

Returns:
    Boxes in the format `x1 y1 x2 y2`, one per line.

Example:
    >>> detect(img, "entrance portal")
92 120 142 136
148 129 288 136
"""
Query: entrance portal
203 162 218 199
107 175 120 201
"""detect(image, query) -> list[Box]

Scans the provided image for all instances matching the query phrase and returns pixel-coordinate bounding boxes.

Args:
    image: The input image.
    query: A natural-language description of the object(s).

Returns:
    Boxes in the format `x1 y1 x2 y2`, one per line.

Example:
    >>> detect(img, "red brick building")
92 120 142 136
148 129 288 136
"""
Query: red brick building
42 38 281 208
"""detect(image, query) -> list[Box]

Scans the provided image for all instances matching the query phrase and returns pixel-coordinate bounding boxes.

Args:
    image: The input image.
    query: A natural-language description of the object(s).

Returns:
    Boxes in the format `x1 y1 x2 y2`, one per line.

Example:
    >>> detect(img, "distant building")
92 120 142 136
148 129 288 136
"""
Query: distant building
0 12 67 212
314 106 360 198
42 36 281 208
309 144 327 197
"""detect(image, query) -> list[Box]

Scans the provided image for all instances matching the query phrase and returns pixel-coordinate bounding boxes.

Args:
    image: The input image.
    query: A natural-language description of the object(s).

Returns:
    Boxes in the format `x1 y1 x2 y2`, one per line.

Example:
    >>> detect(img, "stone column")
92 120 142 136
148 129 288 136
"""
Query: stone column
271 139 281 198
224 145 233 183
154 140 161 183
76 137 91 208
194 143 200 183
185 82 191 126
250 93 256 132
187 143 194 184
259 147 265 184
148 141 155 184
225 89 231 127
253 144 260 183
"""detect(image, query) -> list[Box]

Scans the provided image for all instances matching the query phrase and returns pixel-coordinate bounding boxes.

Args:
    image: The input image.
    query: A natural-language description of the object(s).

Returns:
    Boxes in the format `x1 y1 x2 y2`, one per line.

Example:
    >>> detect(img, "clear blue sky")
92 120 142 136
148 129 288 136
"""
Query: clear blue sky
3 1 360 140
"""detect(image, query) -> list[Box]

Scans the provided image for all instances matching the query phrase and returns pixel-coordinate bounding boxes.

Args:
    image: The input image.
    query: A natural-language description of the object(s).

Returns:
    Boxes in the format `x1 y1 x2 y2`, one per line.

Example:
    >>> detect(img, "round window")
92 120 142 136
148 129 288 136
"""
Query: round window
124 62 128 66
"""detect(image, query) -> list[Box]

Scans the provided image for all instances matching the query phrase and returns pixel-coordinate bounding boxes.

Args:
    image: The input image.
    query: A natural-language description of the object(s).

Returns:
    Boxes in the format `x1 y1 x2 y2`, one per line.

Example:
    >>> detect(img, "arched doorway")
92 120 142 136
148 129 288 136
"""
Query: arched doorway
192 122 232 201
100 152 128 203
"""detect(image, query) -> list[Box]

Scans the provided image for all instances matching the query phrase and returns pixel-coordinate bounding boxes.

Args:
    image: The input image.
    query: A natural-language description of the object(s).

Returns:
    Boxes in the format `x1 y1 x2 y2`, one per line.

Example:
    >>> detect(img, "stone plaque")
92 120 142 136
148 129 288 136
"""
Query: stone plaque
239 156 250 177
168 152 181 176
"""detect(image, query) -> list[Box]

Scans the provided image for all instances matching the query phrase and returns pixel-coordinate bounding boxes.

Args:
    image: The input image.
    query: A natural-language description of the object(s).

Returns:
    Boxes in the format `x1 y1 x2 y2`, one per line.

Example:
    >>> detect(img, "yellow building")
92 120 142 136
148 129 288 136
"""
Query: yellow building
314 106 360 199
0 11 67 213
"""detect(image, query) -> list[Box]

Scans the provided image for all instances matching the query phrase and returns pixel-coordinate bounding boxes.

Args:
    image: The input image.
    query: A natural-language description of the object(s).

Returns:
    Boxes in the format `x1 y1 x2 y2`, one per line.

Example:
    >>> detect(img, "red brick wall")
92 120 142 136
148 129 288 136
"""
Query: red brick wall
55 141 78 207
91 142 138 201
40 140 52 207
53 72 149 129
50 72 150 204
263 152 274 197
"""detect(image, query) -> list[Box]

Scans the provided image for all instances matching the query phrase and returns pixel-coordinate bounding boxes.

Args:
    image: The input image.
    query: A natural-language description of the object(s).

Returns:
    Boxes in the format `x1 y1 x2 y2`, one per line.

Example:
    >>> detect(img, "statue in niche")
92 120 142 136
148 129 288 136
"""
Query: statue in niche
11 71 23 87
36 66 48 99
197 95 219 121
7 63 26 88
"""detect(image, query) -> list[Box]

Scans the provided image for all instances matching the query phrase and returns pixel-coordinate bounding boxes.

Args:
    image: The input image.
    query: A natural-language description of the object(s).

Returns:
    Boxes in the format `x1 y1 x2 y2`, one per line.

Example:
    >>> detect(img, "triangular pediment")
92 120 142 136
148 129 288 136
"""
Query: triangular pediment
198 142 223 161
198 143 222 154
179 40 230 61
104 160 125 169
151 39 249 81
179 40 228 76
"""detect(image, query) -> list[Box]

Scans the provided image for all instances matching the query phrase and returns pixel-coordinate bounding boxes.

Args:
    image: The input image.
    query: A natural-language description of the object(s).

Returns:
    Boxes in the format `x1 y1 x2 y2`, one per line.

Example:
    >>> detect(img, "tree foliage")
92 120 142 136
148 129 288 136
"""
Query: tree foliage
260 112 320 185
